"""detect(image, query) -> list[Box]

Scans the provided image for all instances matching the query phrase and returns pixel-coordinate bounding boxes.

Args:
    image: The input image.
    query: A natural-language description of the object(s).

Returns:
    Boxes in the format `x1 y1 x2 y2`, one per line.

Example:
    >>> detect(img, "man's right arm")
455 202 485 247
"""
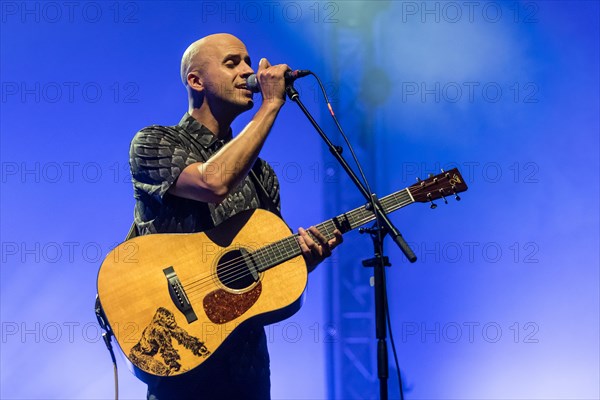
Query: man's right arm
168 59 288 204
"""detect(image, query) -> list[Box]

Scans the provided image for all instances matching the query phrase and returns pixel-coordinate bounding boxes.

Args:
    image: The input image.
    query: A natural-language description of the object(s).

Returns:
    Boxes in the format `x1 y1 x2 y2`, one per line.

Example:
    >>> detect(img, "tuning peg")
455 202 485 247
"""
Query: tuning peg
427 172 439 183
451 186 461 201
439 190 448 204
427 193 437 209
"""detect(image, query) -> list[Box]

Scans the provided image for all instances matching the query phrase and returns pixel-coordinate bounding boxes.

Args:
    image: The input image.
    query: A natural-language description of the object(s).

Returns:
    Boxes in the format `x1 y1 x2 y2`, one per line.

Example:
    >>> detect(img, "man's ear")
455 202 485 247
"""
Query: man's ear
187 71 204 93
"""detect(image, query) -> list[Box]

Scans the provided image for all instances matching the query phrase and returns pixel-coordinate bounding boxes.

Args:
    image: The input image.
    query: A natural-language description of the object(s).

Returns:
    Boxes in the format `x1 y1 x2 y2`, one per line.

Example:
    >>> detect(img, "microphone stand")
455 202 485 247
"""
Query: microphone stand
285 85 417 400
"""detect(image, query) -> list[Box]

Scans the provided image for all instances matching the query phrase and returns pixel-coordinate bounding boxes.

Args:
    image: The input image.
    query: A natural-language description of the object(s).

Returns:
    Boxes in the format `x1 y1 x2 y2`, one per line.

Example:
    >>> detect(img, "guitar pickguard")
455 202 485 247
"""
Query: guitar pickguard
203 283 262 324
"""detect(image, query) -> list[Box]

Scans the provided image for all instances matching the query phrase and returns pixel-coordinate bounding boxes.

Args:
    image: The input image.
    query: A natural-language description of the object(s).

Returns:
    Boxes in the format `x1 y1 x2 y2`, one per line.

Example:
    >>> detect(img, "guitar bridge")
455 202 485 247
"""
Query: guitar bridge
163 266 197 323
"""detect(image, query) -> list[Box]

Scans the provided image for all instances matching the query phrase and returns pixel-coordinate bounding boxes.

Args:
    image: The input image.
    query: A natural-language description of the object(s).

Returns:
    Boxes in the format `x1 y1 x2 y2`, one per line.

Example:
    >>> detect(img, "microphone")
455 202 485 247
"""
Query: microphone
246 69 311 93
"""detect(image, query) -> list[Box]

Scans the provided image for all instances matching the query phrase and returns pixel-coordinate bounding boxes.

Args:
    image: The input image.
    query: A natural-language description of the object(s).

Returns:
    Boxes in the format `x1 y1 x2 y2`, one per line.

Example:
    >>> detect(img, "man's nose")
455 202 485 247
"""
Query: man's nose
240 64 254 78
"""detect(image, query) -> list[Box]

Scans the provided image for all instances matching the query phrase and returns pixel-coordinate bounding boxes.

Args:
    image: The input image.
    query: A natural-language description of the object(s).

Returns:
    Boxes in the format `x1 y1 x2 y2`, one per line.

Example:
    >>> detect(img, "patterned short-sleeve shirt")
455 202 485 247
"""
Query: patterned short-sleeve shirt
130 113 281 235
129 113 279 397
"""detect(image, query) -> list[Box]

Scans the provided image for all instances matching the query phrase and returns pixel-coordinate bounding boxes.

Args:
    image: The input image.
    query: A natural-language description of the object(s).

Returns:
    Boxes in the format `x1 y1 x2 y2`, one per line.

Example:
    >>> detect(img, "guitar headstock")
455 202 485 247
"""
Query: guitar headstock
409 168 468 208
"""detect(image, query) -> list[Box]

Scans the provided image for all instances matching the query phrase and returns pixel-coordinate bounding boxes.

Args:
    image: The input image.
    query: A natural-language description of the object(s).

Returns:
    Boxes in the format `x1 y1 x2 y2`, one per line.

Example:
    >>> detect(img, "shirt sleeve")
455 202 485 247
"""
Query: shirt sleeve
129 126 200 203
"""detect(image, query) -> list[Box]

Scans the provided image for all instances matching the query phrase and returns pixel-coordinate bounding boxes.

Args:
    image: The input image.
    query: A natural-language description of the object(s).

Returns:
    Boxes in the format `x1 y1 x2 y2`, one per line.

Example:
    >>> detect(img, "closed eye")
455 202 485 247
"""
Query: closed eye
223 55 240 66
223 54 251 69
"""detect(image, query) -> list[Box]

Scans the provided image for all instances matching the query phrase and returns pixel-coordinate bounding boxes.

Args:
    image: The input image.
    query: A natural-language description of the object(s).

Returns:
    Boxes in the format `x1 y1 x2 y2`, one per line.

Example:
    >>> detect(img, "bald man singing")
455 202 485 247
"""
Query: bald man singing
129 34 342 399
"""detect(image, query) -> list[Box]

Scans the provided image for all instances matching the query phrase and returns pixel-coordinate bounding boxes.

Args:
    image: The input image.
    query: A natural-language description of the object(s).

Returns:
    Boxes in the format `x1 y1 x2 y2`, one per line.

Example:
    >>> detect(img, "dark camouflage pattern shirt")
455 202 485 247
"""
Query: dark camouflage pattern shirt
130 113 281 235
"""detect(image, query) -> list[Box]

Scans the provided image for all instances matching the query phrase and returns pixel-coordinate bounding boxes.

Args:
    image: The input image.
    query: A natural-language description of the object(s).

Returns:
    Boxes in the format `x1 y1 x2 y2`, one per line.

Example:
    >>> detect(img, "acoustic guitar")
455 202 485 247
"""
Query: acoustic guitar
96 168 467 383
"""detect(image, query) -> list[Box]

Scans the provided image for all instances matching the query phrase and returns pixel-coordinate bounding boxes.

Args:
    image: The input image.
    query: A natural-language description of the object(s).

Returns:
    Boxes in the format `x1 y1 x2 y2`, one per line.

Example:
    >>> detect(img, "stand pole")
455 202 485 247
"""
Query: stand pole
285 84 412 399
361 226 391 400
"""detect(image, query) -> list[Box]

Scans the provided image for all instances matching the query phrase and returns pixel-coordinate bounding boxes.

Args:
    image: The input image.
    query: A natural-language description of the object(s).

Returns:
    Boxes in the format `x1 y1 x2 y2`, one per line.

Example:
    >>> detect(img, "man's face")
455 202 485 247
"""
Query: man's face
196 35 255 112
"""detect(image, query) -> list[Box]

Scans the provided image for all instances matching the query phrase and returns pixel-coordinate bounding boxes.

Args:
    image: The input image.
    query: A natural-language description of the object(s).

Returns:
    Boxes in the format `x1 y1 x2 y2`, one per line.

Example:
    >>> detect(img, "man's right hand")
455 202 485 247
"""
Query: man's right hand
256 58 288 106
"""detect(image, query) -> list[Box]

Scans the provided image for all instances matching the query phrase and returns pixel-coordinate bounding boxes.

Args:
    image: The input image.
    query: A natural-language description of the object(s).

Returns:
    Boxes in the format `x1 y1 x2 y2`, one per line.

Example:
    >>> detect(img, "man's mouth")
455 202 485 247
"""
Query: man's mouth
235 84 253 97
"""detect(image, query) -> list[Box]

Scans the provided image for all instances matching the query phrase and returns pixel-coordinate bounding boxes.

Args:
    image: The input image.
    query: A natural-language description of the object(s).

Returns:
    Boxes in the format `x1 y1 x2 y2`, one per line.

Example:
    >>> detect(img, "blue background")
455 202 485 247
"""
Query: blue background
1 1 598 399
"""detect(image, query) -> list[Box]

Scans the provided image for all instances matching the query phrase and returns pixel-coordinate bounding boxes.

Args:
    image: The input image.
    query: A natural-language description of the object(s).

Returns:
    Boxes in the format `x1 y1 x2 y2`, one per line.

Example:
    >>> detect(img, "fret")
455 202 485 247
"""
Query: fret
283 237 299 259
314 222 331 240
273 239 286 262
257 236 302 272
254 246 268 269
321 220 336 240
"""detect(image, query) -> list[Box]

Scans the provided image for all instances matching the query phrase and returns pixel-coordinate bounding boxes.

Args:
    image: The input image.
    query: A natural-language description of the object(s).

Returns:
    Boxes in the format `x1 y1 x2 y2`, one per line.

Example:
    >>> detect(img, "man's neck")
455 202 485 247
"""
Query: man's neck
189 108 233 139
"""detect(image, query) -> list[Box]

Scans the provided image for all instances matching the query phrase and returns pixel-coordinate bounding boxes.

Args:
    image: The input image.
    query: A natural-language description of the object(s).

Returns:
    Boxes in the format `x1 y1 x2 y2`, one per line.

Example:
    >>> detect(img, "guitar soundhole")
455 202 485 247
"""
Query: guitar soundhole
216 249 258 290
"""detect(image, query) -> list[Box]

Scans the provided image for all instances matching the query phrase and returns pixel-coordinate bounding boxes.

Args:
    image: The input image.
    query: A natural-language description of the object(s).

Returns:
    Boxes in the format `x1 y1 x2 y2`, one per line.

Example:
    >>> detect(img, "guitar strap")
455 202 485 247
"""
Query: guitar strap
125 220 138 241
249 161 282 218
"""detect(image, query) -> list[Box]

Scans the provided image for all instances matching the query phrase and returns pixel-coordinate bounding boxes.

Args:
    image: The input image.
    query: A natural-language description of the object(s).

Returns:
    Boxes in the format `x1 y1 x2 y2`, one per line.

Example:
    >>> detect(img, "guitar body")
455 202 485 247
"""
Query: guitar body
97 208 307 383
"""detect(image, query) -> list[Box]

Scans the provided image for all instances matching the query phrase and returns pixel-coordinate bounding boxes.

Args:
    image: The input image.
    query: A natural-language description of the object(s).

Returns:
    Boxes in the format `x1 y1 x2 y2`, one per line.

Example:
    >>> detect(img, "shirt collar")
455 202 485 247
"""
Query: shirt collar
178 113 232 149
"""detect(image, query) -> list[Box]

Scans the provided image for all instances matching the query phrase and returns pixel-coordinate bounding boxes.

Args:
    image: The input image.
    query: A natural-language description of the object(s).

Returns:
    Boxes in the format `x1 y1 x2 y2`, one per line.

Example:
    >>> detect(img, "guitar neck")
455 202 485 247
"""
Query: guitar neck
317 188 414 238
256 188 414 272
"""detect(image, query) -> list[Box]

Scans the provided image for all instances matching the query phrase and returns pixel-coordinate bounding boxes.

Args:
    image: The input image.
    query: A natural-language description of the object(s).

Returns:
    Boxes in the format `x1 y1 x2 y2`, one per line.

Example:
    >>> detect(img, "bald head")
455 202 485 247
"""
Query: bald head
180 33 255 118
180 33 246 87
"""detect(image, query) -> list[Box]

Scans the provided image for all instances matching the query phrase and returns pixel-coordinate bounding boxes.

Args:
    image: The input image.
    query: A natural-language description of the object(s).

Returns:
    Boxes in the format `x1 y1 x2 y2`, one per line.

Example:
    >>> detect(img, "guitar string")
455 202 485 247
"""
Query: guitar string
181 190 413 296
182 220 344 297
182 187 413 291
184 206 391 301
184 232 316 297
181 232 306 291
182 190 414 299
185 240 303 301
180 206 360 292
181 200 374 293
182 191 414 300
182 181 459 299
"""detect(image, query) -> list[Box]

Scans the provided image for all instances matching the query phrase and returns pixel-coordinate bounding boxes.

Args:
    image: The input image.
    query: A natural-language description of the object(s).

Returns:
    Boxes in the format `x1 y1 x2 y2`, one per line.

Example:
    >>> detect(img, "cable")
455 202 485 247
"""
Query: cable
114 363 119 400
309 72 375 201
102 332 119 400
309 72 405 399
309 71 386 260
385 274 405 400
95 295 119 400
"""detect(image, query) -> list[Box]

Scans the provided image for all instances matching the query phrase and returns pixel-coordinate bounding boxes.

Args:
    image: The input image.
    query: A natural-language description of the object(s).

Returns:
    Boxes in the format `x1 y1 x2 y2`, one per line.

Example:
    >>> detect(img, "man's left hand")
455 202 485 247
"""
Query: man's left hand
297 226 343 272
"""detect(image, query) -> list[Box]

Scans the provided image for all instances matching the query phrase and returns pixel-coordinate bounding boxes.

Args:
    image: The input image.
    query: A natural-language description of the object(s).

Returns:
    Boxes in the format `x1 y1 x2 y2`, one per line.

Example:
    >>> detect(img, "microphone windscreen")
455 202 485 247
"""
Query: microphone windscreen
246 74 260 93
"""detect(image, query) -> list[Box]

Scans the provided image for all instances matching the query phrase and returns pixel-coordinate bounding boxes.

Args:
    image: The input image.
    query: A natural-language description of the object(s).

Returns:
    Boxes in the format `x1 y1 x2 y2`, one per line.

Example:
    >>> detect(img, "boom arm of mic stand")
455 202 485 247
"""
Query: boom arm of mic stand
285 85 417 263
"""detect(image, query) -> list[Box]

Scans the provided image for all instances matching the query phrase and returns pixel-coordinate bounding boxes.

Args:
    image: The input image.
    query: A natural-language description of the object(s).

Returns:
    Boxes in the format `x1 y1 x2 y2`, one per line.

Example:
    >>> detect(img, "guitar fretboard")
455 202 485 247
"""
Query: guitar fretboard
255 188 414 272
